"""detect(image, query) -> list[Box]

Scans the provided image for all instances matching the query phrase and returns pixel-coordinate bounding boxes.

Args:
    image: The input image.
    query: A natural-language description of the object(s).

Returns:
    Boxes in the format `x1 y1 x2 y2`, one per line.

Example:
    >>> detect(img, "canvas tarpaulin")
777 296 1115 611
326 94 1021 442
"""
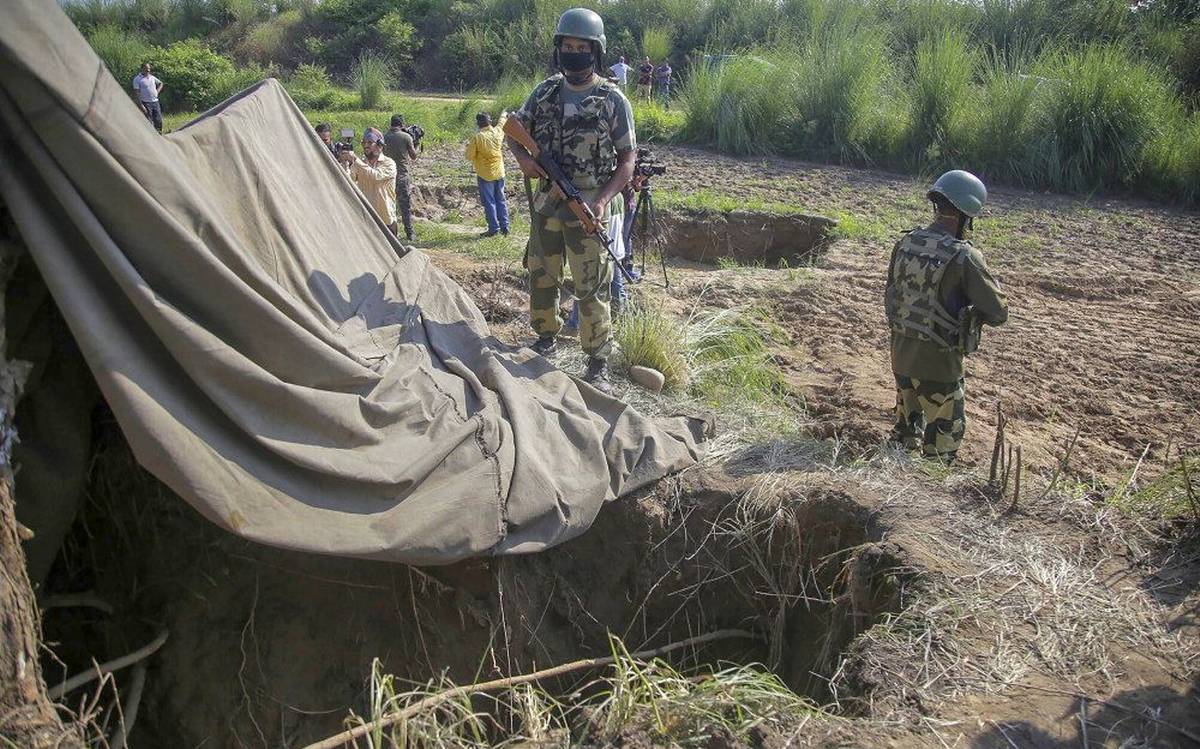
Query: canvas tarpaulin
0 0 705 565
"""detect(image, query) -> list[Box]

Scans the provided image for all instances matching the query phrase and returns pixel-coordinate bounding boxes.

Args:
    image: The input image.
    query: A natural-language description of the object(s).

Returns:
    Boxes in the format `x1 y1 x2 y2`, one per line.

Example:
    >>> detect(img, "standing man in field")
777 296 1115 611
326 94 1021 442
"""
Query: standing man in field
384 114 418 242
885 170 1008 463
131 62 164 133
609 55 633 90
340 127 399 234
465 112 510 237
654 60 673 106
637 56 654 101
507 7 637 393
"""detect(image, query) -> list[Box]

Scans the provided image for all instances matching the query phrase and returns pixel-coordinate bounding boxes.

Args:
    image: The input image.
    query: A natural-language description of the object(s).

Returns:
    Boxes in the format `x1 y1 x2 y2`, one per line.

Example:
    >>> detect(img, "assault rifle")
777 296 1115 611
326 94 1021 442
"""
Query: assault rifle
503 117 636 285
958 305 982 355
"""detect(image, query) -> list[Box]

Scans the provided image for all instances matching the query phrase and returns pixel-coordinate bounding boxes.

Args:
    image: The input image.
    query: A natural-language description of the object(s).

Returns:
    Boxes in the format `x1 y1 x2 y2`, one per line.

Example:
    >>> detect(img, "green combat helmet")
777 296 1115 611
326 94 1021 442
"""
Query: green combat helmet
928 169 987 217
555 8 607 53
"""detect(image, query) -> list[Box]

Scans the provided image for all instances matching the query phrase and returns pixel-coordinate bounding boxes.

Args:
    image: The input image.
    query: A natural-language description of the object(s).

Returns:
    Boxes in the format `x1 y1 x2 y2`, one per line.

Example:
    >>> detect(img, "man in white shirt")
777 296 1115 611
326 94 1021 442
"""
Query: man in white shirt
131 62 165 133
609 56 633 89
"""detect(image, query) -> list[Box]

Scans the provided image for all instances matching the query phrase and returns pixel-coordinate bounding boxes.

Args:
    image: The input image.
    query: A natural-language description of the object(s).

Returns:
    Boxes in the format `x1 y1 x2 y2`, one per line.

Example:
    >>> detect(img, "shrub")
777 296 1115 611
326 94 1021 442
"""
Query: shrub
962 51 1045 184
632 100 685 143
642 26 673 61
1031 44 1175 192
1143 111 1200 205
286 63 338 109
377 10 418 68
903 32 978 168
615 298 690 390
236 10 301 64
86 24 152 86
678 55 795 156
352 52 392 109
208 63 271 108
147 40 237 112
791 24 899 163
225 0 265 26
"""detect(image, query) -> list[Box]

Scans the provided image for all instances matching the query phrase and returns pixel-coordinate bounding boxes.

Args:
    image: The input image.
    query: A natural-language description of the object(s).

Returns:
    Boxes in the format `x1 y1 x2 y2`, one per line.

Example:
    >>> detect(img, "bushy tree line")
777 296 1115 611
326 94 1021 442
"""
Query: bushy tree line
69 0 1199 203
66 0 1200 93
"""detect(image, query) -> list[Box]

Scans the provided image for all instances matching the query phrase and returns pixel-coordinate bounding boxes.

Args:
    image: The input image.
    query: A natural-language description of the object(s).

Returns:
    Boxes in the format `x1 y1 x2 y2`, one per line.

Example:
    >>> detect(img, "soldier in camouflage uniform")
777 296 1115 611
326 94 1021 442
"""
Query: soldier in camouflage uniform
885 170 1008 462
507 7 637 394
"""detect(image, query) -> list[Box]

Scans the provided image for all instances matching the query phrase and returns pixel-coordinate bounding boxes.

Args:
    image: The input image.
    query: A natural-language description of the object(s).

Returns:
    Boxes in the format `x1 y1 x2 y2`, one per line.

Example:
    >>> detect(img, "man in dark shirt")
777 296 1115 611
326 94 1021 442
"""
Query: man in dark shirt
315 122 336 157
384 114 418 241
637 56 653 101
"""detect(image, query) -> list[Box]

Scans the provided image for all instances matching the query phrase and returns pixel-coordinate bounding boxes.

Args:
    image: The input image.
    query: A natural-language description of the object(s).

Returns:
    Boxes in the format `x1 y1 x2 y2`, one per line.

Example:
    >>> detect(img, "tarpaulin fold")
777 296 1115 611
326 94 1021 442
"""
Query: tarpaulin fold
0 0 703 565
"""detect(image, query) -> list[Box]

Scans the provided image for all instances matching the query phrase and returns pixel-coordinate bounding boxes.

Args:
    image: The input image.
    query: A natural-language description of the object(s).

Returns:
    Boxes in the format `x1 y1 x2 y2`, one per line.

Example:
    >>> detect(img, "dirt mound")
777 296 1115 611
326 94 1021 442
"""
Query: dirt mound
659 208 836 267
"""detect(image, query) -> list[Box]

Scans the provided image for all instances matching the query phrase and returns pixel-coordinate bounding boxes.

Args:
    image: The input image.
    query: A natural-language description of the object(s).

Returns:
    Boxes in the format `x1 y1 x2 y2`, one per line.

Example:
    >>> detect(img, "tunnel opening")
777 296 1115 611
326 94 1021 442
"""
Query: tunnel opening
29 415 904 747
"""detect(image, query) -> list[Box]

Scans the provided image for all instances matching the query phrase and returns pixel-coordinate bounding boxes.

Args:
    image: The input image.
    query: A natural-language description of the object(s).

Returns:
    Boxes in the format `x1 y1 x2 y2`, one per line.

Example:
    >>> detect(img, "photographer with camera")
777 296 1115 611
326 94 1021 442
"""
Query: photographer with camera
384 114 419 242
315 122 336 157
339 127 399 235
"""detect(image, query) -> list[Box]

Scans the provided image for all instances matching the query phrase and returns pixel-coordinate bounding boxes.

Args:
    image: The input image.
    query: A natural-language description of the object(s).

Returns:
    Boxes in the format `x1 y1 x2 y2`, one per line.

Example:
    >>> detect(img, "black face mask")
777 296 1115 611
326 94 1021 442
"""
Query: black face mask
559 50 594 81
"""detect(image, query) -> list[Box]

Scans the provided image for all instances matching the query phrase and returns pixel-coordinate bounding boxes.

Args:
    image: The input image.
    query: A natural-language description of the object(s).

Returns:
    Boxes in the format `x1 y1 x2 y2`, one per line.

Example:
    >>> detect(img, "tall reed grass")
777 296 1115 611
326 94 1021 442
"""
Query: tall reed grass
352 52 392 110
86 24 152 84
676 31 1200 205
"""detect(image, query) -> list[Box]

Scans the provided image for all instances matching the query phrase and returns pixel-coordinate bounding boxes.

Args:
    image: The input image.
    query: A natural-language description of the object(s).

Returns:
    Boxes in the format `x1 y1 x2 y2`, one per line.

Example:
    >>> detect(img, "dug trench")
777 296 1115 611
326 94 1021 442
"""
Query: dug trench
411 182 837 268
34 413 902 747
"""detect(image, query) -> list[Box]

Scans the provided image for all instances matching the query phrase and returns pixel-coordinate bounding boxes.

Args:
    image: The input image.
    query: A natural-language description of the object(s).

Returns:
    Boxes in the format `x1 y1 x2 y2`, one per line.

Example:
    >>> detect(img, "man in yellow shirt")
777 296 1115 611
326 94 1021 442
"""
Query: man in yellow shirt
465 112 510 237
341 127 399 234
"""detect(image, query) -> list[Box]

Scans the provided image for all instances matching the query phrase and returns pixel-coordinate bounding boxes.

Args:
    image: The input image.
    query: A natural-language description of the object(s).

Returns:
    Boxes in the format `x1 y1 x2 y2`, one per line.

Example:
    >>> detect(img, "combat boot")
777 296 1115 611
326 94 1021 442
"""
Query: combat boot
583 357 612 394
531 336 557 356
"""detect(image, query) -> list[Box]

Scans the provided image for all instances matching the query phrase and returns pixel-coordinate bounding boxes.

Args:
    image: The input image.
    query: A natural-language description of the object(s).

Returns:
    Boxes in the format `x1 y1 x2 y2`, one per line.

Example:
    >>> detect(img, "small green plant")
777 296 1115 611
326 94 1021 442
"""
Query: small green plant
286 63 336 109
353 52 393 110
641 26 673 61
86 24 152 85
1109 453 1200 523
632 100 685 143
147 40 238 111
615 297 690 390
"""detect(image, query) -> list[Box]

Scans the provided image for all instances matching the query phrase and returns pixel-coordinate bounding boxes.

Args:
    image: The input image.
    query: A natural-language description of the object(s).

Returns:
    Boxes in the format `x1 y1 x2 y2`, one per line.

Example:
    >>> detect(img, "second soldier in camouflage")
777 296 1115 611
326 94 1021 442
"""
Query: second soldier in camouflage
508 7 637 394
884 170 1008 462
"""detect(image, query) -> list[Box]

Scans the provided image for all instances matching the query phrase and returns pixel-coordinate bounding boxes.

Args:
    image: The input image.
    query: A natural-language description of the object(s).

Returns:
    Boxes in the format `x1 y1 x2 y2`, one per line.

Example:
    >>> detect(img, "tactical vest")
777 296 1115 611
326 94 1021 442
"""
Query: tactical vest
530 74 619 190
885 228 970 350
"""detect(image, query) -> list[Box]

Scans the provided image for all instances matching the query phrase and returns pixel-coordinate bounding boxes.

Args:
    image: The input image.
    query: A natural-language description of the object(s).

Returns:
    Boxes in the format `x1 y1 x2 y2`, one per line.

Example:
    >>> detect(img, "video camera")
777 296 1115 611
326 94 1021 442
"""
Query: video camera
634 146 666 178
400 124 425 149
333 127 355 156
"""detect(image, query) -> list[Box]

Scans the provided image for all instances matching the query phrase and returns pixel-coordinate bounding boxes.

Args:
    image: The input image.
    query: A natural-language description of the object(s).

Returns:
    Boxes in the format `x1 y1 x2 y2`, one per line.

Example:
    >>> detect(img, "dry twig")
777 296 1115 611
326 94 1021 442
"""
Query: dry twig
47 630 168 701
302 629 759 749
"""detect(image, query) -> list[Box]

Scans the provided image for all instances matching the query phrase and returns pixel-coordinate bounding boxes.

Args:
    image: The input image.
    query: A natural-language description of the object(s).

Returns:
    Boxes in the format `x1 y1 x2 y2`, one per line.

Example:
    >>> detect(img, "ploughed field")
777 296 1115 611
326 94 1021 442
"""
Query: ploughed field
396 142 1200 747
413 141 1200 485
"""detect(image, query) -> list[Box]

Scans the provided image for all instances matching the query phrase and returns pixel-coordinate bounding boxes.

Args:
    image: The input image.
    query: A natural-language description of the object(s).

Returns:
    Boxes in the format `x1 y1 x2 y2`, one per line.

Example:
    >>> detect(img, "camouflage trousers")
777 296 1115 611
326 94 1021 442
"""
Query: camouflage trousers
891 375 966 461
527 211 614 359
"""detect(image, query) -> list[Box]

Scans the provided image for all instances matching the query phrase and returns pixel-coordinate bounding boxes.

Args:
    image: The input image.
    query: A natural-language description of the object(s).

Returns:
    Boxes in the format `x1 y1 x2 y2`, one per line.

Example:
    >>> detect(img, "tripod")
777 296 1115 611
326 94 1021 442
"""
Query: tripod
625 177 670 289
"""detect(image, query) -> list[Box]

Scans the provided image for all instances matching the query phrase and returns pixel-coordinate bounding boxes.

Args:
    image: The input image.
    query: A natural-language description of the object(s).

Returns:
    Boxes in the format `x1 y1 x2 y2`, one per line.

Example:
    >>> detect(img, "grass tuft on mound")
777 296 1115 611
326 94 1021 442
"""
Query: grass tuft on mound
352 635 826 748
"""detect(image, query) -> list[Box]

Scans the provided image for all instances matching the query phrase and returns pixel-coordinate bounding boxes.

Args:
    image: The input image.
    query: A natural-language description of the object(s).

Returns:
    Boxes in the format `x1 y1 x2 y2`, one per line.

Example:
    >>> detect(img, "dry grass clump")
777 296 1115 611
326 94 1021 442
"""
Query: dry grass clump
833 458 1200 723
346 638 829 749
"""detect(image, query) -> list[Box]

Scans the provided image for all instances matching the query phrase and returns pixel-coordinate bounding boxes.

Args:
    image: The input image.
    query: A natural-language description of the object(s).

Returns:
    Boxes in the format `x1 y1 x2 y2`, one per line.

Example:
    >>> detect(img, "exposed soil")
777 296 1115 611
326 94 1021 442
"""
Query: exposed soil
656 208 836 267
15 143 1200 748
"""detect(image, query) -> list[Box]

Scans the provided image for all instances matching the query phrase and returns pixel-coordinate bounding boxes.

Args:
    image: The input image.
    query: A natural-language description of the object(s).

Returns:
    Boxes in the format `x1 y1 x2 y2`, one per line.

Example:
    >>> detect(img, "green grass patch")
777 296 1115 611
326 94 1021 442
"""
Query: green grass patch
657 189 806 216
615 298 791 422
1109 454 1200 523
614 297 690 390
411 220 524 261
687 306 787 409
